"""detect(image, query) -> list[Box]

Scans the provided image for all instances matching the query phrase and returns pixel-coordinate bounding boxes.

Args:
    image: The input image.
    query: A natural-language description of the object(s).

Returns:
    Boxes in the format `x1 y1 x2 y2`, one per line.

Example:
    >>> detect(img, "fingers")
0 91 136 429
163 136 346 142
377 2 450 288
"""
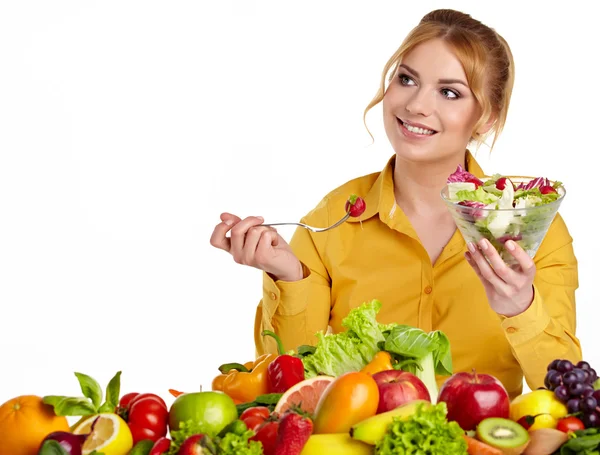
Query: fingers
210 213 243 252
505 240 536 276
229 216 264 260
466 240 510 291
242 226 278 264
477 238 516 283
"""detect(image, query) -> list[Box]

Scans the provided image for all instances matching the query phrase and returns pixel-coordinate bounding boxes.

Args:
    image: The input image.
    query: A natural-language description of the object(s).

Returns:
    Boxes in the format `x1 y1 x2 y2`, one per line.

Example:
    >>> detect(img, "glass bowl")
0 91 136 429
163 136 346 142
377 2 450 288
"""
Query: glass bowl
441 177 566 265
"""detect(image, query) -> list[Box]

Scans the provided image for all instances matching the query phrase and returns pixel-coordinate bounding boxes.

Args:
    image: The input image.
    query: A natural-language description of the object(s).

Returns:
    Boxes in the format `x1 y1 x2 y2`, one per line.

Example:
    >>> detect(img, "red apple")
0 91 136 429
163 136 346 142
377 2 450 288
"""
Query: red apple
372 369 431 414
438 369 510 431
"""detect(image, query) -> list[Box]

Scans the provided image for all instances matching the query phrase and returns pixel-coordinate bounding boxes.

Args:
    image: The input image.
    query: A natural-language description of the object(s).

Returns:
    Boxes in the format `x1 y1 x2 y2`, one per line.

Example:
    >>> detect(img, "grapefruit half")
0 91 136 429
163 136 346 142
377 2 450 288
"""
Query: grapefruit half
274 375 335 415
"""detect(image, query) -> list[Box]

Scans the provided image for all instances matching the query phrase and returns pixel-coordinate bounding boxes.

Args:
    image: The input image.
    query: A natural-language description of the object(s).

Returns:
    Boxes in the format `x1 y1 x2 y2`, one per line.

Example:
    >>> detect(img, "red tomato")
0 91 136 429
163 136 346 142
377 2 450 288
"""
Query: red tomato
557 416 585 433
129 393 167 410
128 396 169 443
240 406 271 431
240 406 278 455
119 392 140 409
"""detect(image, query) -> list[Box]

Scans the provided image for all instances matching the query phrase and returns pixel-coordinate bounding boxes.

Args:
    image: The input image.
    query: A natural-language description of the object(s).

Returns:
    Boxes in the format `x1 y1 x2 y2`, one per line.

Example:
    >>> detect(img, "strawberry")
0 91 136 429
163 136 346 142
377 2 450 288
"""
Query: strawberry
274 409 313 455
178 434 216 455
345 194 366 217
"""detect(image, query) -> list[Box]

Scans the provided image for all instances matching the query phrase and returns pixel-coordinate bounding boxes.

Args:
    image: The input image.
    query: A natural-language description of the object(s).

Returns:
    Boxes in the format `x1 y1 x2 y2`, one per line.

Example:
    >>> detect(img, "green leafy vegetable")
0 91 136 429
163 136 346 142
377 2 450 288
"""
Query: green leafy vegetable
383 326 452 403
38 440 70 455
455 186 499 205
375 402 467 455
557 427 600 454
43 371 121 417
167 420 262 455
301 300 389 378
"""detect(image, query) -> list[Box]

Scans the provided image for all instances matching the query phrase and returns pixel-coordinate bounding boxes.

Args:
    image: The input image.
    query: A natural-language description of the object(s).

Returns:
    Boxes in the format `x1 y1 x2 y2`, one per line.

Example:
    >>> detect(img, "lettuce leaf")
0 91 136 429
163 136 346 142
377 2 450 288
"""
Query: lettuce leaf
383 325 452 402
375 402 467 454
302 300 394 378
455 186 498 205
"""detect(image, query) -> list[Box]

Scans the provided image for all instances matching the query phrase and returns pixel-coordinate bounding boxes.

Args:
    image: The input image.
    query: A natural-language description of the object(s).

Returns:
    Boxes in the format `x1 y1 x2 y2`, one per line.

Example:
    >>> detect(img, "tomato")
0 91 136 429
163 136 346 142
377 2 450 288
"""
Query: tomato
119 392 141 409
240 406 271 431
240 406 278 455
129 393 167 410
312 371 379 434
557 416 585 433
118 392 169 445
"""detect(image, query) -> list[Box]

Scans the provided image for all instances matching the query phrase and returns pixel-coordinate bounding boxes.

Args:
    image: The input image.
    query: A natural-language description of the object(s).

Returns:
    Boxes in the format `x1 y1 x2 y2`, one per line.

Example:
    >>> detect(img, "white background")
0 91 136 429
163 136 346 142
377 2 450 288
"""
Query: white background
1 1 598 413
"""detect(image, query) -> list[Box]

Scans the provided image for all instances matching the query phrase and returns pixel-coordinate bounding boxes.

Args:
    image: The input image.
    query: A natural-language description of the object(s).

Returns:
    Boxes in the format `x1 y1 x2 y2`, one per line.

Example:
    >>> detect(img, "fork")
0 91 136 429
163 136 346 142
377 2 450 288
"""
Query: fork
261 212 351 233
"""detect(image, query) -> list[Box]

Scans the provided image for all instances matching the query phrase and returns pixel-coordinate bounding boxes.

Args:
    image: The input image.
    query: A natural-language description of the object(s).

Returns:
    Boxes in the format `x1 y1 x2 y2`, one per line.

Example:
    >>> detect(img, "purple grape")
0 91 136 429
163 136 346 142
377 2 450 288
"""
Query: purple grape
582 384 595 397
573 368 587 382
547 370 563 389
564 371 579 386
567 398 581 413
581 396 598 413
577 360 592 371
583 412 600 428
583 370 592 383
593 390 600 402
558 360 574 373
590 369 598 384
570 382 585 396
548 359 562 371
555 385 570 402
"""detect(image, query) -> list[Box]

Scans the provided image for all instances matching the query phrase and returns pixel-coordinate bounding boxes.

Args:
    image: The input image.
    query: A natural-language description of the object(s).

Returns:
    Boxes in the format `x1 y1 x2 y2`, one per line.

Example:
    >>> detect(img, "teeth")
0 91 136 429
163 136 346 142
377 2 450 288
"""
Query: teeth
403 121 435 135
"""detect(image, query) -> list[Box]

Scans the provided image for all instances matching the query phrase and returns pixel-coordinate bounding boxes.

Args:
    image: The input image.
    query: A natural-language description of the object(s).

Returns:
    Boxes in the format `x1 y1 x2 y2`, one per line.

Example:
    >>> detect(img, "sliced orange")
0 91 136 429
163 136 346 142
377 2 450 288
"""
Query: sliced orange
274 375 335 415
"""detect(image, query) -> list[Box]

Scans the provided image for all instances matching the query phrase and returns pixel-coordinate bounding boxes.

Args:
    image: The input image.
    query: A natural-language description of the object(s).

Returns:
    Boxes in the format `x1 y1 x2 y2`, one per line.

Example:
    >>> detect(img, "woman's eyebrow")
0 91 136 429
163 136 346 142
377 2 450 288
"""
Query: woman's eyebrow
399 63 468 87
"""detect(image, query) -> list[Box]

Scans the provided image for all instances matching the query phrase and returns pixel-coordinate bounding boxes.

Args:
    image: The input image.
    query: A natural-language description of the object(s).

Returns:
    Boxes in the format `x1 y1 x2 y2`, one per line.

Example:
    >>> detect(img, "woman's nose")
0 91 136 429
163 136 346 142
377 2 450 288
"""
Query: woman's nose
405 89 434 117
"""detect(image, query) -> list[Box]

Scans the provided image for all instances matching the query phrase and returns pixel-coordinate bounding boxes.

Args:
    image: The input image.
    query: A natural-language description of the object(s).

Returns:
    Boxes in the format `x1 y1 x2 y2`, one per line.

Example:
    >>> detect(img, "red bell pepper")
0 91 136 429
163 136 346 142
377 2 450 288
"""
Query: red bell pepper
261 330 305 393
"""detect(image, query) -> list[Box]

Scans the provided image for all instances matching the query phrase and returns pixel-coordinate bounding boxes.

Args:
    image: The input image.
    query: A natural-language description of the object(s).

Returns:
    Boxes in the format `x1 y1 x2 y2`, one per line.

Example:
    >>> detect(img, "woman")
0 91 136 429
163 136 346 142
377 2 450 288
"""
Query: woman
209 9 581 399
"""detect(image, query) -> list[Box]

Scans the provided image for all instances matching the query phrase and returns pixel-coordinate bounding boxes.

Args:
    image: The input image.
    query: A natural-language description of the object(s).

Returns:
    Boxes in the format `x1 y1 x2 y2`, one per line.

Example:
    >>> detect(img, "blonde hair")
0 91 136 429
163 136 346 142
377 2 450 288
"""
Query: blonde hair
364 9 515 152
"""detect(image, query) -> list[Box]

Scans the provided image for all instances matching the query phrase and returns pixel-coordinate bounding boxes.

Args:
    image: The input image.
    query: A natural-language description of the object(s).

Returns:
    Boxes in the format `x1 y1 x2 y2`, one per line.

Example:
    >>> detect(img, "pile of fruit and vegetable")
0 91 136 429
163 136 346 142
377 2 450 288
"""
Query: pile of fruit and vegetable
2 301 598 455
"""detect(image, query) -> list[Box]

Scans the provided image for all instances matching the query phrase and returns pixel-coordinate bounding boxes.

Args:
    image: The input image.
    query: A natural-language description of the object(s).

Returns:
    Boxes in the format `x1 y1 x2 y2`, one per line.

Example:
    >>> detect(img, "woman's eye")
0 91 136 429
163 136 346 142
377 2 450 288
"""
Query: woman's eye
399 74 415 86
442 88 460 99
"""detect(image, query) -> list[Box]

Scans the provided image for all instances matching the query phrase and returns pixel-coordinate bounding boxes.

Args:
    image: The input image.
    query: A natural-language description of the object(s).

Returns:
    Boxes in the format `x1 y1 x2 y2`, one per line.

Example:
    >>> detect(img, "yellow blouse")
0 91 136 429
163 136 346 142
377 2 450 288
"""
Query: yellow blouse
254 152 582 399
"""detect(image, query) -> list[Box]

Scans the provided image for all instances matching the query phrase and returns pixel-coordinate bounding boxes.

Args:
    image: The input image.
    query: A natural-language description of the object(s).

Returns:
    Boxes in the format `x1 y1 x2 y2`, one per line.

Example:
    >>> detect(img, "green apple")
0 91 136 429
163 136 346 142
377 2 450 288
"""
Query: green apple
168 391 238 437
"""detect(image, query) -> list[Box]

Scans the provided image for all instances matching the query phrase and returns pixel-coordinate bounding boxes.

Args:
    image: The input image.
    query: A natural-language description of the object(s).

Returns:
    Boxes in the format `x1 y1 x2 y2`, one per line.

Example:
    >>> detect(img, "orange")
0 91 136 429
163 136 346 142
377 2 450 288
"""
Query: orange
0 395 70 455
274 375 335 415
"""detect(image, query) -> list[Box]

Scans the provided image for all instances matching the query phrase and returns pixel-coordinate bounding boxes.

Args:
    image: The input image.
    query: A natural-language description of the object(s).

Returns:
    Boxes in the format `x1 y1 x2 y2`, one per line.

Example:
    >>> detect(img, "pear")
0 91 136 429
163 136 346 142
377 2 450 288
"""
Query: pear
349 399 431 445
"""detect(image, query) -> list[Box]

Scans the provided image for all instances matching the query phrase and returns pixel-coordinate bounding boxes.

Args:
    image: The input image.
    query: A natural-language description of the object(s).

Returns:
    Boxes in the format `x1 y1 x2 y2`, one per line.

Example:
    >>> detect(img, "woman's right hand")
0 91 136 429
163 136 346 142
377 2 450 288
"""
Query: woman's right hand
209 212 304 282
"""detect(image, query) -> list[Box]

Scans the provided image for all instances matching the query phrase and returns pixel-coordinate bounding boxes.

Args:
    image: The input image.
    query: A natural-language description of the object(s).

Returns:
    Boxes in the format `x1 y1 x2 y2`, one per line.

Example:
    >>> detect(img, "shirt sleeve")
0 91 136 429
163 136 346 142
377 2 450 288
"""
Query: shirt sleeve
254 199 333 356
501 214 582 390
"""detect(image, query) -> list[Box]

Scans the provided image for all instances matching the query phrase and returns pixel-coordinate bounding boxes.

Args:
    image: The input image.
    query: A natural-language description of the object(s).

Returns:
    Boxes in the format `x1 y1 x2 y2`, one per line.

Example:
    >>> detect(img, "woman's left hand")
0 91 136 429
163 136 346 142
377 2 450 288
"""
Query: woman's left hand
465 238 535 317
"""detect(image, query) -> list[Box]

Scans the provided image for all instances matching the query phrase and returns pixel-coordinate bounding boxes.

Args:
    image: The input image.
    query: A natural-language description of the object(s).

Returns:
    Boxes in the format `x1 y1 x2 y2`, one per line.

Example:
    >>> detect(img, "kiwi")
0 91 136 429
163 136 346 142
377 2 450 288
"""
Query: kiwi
476 417 530 455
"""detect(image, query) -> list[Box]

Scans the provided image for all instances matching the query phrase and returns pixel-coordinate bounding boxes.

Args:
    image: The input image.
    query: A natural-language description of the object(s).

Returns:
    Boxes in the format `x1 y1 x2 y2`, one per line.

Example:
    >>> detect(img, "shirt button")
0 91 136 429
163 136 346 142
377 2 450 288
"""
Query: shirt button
424 286 432 294
270 292 277 300
506 326 517 334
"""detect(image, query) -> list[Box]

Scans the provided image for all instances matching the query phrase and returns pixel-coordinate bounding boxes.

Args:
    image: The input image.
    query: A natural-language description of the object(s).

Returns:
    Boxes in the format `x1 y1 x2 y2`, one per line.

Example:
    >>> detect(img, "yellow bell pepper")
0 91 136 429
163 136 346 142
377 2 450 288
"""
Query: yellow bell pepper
361 351 394 375
211 354 277 404
509 389 568 430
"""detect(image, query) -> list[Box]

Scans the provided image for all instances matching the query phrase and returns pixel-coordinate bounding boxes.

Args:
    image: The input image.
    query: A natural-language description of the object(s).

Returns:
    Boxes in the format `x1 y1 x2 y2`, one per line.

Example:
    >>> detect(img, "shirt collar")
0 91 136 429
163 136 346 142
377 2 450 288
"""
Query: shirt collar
347 150 485 223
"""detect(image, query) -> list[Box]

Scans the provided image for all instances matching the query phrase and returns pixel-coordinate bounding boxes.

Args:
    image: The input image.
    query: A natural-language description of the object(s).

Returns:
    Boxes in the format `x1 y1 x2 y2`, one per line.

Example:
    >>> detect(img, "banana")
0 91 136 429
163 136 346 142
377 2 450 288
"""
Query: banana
300 433 374 455
350 399 432 445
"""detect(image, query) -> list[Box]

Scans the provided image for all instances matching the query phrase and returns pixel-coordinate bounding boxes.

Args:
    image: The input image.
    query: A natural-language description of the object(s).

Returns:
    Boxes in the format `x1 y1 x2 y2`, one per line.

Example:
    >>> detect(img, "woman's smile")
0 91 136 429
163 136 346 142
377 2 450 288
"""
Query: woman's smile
397 117 438 139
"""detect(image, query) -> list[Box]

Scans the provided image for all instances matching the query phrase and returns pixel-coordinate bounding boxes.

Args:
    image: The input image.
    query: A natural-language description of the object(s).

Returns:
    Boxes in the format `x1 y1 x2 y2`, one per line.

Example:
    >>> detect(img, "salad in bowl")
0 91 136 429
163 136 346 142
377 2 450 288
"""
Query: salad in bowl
441 165 566 265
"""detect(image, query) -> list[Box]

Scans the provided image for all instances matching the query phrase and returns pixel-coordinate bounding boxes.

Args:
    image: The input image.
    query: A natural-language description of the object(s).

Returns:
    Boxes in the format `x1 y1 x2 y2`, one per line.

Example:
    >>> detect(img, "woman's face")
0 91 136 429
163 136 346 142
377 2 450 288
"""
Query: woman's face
383 39 484 165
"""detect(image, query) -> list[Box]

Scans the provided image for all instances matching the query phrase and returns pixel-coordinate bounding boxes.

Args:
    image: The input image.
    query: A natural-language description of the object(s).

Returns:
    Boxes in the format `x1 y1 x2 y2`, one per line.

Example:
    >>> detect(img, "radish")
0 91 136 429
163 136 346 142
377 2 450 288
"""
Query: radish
345 194 366 217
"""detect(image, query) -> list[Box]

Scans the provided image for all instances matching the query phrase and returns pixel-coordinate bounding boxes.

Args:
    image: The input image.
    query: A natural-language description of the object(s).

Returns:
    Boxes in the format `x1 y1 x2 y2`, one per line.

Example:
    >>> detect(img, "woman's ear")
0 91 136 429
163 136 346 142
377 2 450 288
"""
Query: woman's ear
477 112 497 135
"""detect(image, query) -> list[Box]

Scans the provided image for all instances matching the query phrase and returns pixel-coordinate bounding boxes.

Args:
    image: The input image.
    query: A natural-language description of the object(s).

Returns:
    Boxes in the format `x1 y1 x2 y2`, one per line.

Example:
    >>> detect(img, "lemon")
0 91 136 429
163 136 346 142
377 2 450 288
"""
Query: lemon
72 413 133 455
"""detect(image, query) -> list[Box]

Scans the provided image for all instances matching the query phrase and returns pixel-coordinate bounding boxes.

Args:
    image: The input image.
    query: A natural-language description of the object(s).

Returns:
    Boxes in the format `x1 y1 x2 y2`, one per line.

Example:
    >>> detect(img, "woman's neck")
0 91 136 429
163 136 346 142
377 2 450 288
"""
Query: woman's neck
393 153 467 216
